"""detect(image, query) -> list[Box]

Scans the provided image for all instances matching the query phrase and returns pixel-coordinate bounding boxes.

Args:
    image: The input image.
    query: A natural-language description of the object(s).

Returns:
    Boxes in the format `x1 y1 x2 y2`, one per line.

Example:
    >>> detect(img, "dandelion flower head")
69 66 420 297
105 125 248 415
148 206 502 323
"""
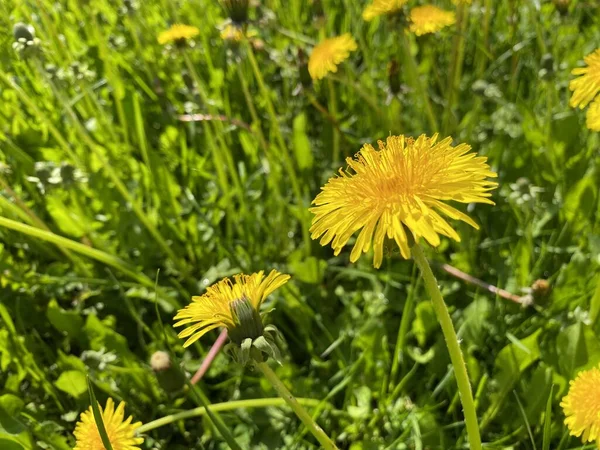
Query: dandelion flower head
561 364 600 447
308 34 357 80
409 6 456 36
570 48 600 131
363 0 408 21
73 398 143 450
174 270 290 347
310 134 498 268
158 24 200 45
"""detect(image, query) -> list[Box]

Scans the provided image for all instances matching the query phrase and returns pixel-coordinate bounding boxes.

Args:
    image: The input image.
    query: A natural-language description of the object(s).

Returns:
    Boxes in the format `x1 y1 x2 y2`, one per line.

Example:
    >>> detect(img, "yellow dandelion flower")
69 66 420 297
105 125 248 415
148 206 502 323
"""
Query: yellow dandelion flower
570 49 600 108
362 0 408 21
157 24 200 45
310 134 498 268
409 6 456 36
74 398 143 450
561 365 600 447
587 98 600 131
174 270 290 347
308 34 357 81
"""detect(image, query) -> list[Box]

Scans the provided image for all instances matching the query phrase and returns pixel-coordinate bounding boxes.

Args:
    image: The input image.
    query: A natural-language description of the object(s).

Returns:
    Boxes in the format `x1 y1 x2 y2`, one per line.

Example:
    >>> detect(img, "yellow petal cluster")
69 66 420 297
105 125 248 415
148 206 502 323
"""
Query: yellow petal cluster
561 365 600 447
570 49 600 131
74 398 143 450
308 34 357 80
310 134 498 268
409 6 456 36
158 24 200 45
174 270 290 347
362 0 408 21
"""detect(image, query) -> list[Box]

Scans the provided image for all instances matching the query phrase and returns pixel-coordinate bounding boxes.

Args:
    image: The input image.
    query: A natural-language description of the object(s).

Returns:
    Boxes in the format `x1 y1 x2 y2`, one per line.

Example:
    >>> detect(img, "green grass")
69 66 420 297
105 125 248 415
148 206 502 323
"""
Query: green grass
0 0 599 448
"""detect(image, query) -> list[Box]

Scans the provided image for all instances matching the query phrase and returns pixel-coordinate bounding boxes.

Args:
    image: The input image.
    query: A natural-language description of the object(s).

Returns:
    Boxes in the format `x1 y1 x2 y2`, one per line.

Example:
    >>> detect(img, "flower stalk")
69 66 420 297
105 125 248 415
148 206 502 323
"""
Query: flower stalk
256 362 339 450
411 243 482 450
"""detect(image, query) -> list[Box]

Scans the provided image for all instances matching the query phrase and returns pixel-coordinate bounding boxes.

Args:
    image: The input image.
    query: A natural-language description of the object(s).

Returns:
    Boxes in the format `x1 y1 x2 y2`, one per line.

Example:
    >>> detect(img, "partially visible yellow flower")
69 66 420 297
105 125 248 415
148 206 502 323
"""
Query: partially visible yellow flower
409 6 456 36
74 398 143 450
561 365 600 447
310 134 498 268
174 270 290 347
308 34 357 81
570 49 600 109
220 24 259 43
363 0 408 21
587 98 600 131
158 24 200 45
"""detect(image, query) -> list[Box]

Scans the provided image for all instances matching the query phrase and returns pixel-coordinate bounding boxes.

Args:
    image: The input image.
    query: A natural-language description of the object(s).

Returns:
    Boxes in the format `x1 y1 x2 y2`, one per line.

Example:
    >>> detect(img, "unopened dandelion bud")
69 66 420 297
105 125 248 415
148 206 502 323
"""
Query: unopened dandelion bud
221 0 250 25
388 59 401 95
531 279 551 302
150 351 186 393
553 0 570 15
13 22 35 42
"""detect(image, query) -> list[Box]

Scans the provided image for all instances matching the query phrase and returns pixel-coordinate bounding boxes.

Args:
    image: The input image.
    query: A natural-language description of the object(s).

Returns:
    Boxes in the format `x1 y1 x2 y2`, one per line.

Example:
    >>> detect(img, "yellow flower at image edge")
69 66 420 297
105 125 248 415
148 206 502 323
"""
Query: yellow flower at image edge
363 0 408 21
174 270 290 347
74 398 143 450
570 48 600 131
308 34 357 80
310 134 498 268
561 365 600 446
409 6 456 36
158 24 200 45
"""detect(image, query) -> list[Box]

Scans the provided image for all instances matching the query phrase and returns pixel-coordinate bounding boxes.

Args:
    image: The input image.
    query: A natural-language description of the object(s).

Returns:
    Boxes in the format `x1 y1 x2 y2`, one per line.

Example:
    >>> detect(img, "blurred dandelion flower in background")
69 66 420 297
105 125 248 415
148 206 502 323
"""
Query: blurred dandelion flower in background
157 24 200 45
310 134 498 268
570 49 600 131
174 270 290 347
362 0 408 21
409 6 456 36
73 398 143 450
561 365 600 447
220 23 245 41
308 34 357 80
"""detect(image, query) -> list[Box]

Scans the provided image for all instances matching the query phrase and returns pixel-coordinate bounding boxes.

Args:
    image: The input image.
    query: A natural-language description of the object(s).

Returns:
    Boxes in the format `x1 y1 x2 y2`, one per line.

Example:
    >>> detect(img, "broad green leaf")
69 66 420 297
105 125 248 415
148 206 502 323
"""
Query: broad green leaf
55 370 88 398
47 300 83 338
292 113 313 170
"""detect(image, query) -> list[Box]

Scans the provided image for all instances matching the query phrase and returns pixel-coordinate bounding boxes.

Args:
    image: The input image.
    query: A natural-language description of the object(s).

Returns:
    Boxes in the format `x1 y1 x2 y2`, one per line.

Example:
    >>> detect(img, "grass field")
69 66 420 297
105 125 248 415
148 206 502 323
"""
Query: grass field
1 0 600 449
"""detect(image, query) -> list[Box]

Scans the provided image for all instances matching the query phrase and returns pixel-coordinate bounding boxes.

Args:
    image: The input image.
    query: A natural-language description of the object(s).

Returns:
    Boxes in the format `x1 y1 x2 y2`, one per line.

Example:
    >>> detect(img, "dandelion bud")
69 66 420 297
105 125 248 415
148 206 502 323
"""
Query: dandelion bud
531 279 551 302
388 59 401 95
221 0 250 25
552 0 570 15
150 351 186 393
13 22 35 42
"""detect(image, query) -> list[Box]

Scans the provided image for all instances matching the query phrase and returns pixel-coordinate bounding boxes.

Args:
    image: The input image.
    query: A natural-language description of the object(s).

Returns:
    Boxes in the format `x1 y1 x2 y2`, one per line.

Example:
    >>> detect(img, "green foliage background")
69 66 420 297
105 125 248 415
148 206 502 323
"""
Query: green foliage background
0 0 599 448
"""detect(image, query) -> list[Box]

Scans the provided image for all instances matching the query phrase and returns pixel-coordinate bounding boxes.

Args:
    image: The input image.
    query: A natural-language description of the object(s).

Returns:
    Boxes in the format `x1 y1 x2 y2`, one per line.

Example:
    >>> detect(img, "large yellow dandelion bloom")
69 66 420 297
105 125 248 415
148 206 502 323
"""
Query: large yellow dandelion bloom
363 0 408 21
308 34 357 81
310 134 498 268
74 398 143 450
409 6 456 36
561 365 600 447
157 24 200 45
570 49 600 131
174 270 290 347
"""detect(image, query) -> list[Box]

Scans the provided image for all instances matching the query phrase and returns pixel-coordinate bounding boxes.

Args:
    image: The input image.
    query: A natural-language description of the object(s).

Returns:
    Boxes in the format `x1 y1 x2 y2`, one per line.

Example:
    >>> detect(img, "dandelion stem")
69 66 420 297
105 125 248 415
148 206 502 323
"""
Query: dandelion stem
400 31 438 133
411 244 482 450
328 78 341 164
137 397 322 434
256 362 339 450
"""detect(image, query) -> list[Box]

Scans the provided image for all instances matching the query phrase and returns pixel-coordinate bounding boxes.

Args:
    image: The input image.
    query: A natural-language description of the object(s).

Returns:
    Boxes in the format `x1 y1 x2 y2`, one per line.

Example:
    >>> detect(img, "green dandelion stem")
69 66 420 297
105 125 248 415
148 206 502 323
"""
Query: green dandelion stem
411 244 482 450
137 397 322 434
399 31 438 133
328 77 341 164
257 362 339 450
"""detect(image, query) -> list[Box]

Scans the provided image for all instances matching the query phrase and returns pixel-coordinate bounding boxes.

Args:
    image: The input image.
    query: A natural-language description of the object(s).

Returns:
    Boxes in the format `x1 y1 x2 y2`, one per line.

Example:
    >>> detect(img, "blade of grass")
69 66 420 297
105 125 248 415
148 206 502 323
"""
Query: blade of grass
87 376 114 450
542 385 554 450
